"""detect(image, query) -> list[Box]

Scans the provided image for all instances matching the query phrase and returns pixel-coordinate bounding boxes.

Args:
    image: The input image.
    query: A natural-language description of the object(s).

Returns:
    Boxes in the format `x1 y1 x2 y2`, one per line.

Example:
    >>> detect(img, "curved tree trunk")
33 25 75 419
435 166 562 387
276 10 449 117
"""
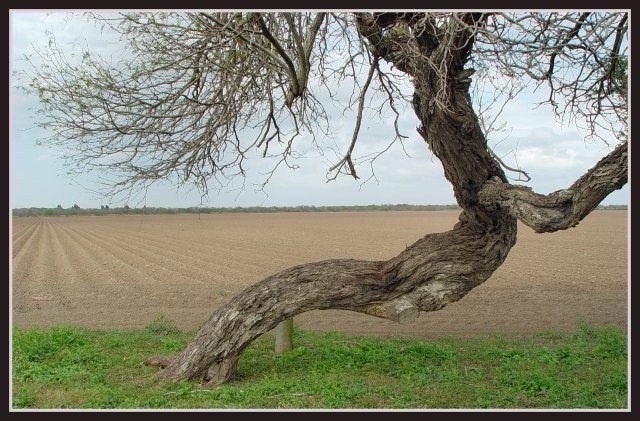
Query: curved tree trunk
147 210 517 386
145 12 628 387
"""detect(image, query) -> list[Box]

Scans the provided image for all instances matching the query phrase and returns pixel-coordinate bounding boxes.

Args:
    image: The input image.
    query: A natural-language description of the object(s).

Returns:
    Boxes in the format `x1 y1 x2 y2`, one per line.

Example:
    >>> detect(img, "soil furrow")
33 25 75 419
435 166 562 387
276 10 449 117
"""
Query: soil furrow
12 220 62 316
11 219 44 262
73 215 342 269
70 220 298 273
62 224 215 284
62 222 282 291
11 218 39 248
11 211 628 337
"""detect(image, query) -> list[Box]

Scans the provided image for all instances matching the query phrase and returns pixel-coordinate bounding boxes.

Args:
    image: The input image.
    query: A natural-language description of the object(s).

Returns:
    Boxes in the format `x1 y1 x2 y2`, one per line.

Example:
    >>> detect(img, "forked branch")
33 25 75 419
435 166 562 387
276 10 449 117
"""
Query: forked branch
479 141 627 233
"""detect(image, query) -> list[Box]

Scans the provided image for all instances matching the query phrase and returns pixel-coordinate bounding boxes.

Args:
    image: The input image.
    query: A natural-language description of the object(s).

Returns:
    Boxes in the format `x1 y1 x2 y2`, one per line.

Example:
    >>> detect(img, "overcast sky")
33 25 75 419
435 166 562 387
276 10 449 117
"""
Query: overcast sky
9 11 630 209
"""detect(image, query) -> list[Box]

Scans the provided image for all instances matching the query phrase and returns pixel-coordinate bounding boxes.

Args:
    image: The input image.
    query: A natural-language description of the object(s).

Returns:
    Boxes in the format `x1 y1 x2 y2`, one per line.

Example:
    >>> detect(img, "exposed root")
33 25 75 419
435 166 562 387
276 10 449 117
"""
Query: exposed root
144 355 175 368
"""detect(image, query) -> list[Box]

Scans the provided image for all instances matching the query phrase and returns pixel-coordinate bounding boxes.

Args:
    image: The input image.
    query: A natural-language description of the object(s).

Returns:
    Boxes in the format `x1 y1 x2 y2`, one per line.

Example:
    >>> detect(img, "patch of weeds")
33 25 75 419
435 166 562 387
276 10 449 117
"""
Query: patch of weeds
144 314 181 336
11 324 627 409
13 327 88 363
160 337 187 353
12 387 37 408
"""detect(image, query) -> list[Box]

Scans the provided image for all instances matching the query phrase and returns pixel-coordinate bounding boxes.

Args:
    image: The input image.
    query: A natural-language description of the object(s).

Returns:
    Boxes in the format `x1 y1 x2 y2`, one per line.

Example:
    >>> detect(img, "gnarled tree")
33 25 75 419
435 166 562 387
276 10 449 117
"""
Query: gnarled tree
18 11 628 386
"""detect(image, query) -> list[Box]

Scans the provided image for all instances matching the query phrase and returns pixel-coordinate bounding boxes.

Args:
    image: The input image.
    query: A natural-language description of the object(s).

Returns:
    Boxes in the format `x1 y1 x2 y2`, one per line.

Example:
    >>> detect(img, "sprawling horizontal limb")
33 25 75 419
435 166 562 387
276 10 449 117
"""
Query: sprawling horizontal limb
146 208 516 387
478 141 627 233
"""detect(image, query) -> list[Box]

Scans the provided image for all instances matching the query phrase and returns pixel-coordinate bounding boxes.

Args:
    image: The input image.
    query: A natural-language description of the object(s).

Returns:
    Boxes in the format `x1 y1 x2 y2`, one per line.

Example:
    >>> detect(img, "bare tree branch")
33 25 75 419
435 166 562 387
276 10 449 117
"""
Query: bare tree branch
479 140 627 233
327 56 379 180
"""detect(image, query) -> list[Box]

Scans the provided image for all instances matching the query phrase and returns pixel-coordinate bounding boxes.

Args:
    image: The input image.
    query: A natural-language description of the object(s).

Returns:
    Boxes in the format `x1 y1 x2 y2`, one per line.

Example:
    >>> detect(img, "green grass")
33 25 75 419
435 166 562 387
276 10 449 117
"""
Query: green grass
11 319 628 409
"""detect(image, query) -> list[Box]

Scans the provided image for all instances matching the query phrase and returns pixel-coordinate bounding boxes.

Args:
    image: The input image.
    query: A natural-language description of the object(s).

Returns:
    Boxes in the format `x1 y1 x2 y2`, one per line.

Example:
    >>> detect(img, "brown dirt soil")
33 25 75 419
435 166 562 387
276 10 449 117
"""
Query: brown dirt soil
11 210 628 339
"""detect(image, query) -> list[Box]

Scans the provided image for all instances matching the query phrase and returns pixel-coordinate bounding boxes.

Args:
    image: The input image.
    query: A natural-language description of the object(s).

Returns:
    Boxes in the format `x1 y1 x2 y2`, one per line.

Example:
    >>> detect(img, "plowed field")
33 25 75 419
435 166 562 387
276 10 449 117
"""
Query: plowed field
11 210 628 339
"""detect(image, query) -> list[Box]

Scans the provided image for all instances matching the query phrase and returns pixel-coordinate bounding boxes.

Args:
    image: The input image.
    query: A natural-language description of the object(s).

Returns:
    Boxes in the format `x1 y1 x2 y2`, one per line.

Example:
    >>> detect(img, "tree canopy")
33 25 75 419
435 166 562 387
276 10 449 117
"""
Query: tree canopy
19 12 627 202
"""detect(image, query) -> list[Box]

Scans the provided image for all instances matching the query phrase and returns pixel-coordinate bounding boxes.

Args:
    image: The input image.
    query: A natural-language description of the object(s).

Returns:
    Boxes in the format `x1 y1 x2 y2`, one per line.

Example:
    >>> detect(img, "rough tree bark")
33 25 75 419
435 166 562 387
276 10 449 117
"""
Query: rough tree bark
145 12 627 387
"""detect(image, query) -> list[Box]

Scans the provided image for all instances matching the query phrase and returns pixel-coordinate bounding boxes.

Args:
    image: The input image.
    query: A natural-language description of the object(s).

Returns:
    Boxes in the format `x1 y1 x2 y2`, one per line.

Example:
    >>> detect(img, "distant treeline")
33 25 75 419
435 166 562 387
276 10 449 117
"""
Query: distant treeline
11 203 627 217
13 204 462 217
